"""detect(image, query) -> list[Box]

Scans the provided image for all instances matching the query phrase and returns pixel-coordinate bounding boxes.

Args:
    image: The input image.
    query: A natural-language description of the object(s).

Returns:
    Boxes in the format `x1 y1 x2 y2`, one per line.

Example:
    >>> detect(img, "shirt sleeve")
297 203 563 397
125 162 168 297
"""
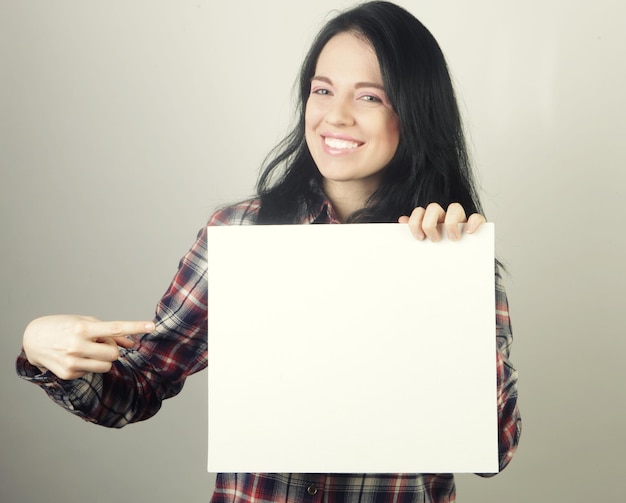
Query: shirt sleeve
480 264 522 475
16 201 262 427
15 224 210 427
16 200 263 427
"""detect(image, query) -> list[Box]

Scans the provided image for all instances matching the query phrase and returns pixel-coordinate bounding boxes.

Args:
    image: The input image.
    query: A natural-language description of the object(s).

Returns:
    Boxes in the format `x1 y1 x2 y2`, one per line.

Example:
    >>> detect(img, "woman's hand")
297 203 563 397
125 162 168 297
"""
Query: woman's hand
22 315 155 380
398 202 486 241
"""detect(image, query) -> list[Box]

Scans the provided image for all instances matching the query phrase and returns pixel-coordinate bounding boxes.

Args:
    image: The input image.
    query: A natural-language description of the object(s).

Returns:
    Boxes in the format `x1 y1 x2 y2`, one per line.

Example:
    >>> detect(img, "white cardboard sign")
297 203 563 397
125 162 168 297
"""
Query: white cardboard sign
207 223 497 473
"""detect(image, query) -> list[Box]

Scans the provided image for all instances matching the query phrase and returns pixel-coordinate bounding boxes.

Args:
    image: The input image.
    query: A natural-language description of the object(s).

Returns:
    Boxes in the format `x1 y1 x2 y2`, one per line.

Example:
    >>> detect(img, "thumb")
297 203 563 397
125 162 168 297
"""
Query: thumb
111 335 136 349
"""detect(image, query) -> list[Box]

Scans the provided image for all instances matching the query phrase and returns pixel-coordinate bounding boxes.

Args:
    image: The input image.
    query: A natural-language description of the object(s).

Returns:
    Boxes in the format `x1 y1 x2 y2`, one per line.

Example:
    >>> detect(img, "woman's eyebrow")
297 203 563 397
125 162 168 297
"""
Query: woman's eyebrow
311 75 385 91
311 75 332 85
355 82 385 91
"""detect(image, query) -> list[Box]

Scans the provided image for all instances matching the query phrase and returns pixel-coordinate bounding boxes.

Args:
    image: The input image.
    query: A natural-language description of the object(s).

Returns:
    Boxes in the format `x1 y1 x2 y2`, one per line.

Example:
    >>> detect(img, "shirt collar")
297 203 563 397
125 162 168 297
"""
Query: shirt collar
300 179 341 224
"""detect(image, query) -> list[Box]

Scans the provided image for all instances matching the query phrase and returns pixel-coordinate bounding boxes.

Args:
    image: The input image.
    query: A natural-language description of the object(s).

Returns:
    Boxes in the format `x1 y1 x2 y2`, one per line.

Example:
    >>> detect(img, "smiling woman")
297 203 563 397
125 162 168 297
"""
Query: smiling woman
305 33 400 220
255 1 483 231
15 2 520 503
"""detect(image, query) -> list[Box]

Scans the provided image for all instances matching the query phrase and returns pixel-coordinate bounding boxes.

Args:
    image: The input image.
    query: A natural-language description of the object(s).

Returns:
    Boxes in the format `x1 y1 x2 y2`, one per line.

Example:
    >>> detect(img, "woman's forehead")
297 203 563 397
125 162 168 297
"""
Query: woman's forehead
315 32 382 84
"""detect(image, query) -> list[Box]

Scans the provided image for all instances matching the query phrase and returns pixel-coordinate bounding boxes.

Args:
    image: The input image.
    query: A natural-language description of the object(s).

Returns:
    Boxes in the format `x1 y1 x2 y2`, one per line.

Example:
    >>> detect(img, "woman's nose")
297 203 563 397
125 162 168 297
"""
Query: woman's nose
325 97 355 127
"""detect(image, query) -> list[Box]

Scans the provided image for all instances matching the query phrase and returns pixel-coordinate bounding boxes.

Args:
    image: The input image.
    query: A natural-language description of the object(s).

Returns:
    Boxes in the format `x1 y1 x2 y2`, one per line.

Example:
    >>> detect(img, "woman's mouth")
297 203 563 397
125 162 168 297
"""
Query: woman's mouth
322 136 363 154
324 137 359 150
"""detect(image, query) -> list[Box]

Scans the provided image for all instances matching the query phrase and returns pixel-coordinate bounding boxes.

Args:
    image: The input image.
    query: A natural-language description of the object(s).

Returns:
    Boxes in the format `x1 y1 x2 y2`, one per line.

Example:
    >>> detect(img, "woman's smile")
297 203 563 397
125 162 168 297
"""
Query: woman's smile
321 133 363 155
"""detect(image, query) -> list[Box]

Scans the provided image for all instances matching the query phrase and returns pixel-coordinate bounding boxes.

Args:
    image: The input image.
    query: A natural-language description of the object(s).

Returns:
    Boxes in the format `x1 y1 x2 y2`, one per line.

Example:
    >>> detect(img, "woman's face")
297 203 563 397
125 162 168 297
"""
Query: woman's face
305 32 400 196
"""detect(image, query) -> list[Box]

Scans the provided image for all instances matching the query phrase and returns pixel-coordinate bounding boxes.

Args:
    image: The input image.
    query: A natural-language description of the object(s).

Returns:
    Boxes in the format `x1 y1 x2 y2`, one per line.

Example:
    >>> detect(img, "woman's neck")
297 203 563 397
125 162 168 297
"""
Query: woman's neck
322 178 379 223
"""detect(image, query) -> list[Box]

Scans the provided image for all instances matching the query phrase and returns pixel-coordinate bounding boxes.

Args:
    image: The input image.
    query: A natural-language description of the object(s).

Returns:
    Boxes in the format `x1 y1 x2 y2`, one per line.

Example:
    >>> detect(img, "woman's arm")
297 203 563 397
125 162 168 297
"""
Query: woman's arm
399 202 522 473
490 265 522 473
16 225 210 428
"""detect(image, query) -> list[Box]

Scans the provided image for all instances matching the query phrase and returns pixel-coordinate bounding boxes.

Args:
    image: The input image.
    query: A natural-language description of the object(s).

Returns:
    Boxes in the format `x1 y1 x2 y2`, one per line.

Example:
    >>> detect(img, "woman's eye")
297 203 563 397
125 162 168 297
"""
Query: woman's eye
361 94 382 103
312 88 330 96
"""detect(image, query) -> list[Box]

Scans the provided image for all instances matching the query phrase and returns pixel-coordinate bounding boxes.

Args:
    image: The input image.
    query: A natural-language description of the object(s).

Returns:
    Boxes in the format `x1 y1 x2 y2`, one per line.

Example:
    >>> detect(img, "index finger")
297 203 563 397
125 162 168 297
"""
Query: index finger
83 320 155 339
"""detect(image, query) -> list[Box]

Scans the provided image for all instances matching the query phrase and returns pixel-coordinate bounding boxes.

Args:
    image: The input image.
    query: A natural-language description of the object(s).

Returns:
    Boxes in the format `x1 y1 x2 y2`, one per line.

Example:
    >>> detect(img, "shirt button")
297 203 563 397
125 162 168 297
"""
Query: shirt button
307 484 318 496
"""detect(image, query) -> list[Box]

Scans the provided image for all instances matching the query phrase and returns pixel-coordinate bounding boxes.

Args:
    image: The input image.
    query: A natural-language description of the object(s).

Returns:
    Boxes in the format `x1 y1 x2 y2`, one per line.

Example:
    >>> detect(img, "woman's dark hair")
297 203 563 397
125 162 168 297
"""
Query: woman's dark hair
256 0 482 224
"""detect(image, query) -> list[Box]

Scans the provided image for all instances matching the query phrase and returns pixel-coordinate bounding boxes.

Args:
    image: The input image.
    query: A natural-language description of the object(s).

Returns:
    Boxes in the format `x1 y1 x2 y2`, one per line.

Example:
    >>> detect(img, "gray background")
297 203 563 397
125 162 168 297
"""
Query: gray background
1 0 624 502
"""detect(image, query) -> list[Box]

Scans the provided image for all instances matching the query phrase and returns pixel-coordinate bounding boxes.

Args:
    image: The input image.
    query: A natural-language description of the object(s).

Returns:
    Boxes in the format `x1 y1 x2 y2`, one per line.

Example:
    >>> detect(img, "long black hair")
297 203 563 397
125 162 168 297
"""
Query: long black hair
256 1 482 224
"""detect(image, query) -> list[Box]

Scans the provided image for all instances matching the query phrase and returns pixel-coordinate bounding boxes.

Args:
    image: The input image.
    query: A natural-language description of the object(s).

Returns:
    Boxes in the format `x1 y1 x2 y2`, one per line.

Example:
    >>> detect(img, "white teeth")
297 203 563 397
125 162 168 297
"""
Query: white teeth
324 137 359 150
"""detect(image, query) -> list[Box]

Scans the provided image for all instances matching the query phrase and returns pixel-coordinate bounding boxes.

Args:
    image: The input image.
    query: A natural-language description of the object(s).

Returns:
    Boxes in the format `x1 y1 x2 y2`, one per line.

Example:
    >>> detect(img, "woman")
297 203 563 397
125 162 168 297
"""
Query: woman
17 2 520 502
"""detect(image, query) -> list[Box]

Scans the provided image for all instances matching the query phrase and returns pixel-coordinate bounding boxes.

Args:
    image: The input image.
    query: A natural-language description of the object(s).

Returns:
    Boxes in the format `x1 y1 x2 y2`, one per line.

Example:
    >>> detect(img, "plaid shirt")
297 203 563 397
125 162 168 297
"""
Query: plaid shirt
17 195 521 503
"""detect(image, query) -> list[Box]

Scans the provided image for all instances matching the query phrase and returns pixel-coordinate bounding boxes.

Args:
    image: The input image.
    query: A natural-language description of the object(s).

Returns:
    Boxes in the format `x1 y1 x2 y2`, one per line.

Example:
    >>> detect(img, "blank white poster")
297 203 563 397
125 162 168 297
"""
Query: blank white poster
207 223 497 473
